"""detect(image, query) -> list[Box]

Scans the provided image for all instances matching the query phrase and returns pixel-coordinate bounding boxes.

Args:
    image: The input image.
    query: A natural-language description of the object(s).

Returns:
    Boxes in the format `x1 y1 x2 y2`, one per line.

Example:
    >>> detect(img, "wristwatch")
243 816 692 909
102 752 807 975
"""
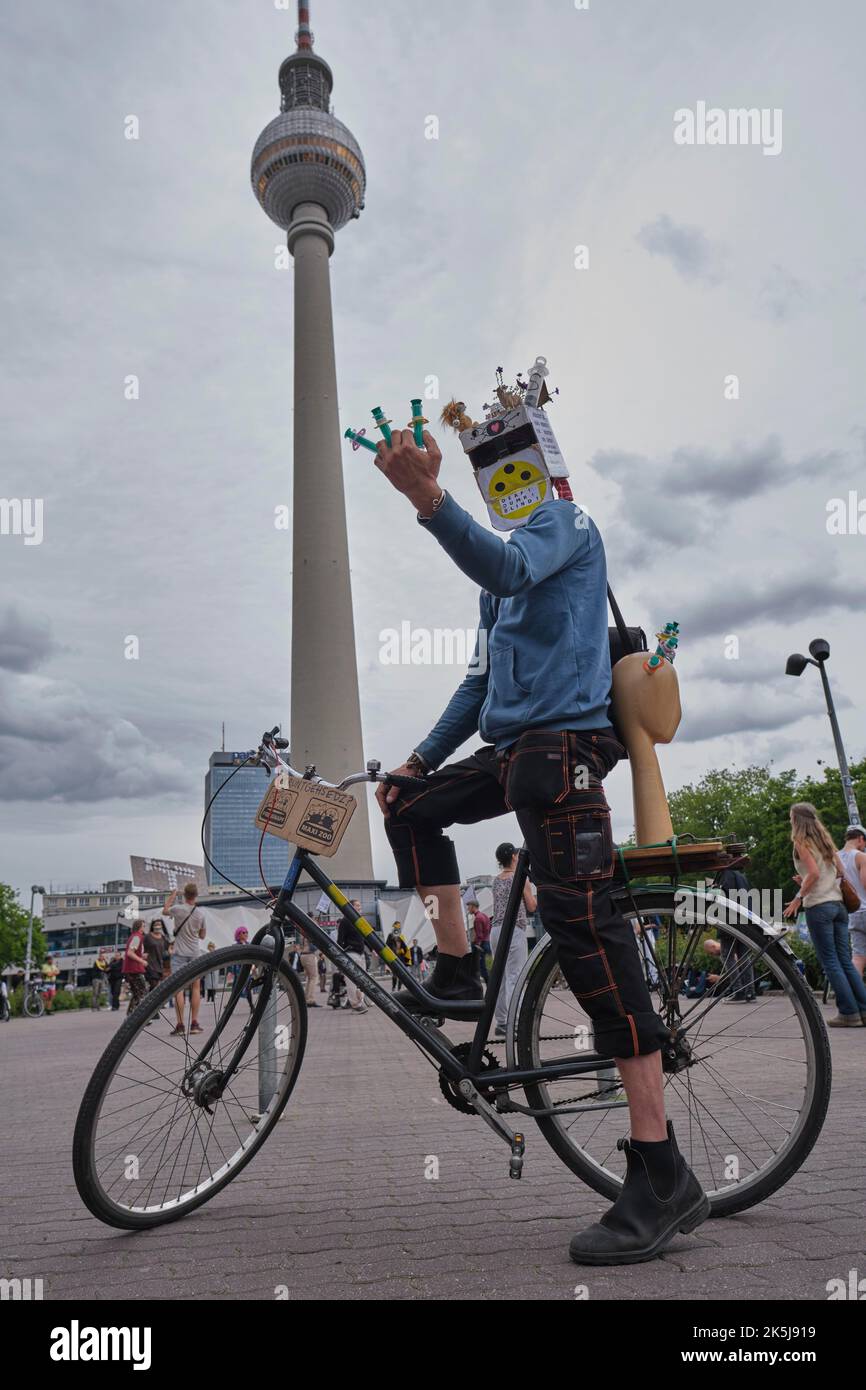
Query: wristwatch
406 751 430 776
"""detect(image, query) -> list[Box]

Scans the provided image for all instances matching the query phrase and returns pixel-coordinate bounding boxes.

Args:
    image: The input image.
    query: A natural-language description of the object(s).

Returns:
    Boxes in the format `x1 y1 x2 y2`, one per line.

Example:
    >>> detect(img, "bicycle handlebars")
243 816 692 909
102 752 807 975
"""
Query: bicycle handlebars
248 730 428 793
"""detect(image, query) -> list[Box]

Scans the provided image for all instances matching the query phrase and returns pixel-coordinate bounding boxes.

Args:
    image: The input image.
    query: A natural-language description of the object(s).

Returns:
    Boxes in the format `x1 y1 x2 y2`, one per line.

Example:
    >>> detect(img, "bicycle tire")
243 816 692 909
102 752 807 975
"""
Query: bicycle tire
514 887 831 1218
24 993 44 1018
73 945 307 1229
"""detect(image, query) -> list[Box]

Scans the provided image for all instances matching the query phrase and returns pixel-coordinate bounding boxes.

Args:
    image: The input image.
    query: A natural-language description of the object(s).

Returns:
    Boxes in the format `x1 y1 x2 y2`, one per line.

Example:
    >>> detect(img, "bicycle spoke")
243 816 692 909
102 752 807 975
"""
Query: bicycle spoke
80 948 303 1221
522 896 821 1207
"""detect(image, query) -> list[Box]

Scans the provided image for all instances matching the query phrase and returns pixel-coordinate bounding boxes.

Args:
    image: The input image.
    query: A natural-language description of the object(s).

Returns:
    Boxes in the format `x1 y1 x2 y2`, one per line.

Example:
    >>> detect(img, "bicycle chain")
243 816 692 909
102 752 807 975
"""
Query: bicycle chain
482 1033 622 1110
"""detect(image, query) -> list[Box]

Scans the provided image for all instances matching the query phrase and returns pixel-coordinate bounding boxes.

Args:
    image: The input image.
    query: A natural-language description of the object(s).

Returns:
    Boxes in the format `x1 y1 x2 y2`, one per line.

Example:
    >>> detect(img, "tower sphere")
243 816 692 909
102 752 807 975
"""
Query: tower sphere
251 35 365 233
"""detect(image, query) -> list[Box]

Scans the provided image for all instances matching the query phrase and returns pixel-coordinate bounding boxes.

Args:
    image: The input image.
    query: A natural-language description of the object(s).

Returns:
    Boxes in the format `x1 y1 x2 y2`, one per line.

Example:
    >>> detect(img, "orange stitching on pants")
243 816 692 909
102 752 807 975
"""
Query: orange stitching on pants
407 824 421 886
585 882 627 1022
393 768 479 818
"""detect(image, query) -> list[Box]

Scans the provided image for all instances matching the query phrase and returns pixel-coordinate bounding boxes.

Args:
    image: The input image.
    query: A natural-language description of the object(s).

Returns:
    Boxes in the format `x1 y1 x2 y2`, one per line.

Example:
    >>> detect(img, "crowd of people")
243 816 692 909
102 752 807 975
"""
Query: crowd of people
25 808 866 1032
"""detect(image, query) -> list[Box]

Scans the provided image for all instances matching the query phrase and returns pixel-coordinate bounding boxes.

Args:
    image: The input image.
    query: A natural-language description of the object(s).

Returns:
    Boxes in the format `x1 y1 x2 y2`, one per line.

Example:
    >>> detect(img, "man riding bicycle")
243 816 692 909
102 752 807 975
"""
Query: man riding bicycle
372 366 709 1265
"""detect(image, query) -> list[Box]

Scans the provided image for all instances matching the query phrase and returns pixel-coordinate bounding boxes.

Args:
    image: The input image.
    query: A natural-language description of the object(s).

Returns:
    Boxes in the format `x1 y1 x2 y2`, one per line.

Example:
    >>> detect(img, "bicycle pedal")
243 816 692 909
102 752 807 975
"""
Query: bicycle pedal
419 1014 446 1031
509 1132 526 1180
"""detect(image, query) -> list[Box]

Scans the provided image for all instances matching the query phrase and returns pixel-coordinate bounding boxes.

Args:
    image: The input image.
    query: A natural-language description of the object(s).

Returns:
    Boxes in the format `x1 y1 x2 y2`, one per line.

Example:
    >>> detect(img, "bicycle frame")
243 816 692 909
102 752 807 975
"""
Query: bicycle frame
249 844 608 1097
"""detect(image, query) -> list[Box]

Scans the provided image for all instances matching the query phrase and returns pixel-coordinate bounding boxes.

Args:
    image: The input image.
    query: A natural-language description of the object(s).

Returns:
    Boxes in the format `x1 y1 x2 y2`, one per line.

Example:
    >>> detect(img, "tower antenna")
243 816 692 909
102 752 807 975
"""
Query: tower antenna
296 2 314 51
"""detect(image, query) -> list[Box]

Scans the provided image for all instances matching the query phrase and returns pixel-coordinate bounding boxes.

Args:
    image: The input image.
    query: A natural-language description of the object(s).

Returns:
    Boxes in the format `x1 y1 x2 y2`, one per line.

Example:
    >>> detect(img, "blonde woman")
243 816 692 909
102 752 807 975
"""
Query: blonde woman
783 802 866 1028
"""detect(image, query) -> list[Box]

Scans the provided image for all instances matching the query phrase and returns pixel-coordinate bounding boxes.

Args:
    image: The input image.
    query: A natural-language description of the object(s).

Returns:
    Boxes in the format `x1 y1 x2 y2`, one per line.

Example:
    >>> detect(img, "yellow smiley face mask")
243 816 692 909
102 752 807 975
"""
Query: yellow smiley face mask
474 451 550 531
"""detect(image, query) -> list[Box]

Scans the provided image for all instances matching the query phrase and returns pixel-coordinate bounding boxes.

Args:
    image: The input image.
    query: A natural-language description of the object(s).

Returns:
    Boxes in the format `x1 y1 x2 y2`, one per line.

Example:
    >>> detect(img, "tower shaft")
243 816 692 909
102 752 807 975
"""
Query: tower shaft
289 202 373 879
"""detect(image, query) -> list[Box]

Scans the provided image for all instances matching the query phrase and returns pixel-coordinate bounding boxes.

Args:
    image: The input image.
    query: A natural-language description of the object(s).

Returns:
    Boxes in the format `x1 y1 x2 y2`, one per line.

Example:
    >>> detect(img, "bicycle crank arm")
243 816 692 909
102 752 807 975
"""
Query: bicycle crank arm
456 1079 527 1178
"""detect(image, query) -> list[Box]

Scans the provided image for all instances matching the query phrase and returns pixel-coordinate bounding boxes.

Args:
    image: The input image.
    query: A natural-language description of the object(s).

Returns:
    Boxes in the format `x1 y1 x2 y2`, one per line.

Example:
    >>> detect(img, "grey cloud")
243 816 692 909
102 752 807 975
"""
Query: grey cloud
694 652 792 686
676 572 862 640
593 438 847 566
596 437 841 504
635 214 725 285
757 264 808 322
0 668 188 802
0 606 58 672
677 692 809 743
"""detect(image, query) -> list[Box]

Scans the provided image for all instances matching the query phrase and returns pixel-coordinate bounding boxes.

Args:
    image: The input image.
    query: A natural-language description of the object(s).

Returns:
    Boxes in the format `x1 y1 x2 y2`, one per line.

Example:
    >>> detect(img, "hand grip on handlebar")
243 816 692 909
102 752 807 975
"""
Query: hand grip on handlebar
383 773 429 790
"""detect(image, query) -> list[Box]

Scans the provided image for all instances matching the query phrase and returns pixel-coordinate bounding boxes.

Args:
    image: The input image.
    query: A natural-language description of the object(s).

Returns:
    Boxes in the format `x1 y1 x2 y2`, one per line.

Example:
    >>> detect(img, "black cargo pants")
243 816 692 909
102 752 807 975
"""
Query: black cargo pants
385 728 668 1059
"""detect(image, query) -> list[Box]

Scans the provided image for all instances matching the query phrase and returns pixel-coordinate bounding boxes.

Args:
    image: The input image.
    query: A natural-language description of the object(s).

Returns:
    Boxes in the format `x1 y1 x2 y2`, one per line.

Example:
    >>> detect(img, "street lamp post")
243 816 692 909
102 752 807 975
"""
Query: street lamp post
785 638 862 824
25 885 45 988
71 921 85 989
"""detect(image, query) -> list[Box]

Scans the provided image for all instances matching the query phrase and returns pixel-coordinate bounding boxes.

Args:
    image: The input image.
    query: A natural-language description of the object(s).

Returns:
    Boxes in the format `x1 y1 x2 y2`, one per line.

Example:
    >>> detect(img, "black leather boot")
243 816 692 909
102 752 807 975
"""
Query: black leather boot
569 1121 710 1266
392 950 482 1013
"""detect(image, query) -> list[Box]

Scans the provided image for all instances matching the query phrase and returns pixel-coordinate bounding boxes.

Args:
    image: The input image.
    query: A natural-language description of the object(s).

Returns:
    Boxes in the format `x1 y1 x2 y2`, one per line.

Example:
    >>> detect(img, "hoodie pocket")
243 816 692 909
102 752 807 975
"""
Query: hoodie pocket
487 643 533 720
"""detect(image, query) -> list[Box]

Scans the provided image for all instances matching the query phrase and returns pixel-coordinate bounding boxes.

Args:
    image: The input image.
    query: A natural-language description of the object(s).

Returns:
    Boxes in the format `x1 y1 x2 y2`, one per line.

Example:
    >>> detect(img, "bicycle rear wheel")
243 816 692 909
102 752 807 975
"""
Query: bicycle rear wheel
73 945 306 1229
513 888 830 1216
24 991 44 1018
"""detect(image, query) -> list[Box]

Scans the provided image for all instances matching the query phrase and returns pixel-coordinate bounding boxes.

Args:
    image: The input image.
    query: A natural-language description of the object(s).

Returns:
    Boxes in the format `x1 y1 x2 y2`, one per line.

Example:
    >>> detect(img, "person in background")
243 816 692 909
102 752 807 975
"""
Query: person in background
783 802 866 1028
682 965 708 998
490 843 537 1039
467 900 492 984
204 941 218 1003
296 922 320 1008
122 921 149 1015
107 951 124 1011
90 948 109 1010
317 953 328 993
409 938 424 979
700 939 723 993
162 882 207 1036
714 866 756 1003
337 906 369 1014
144 921 166 994
385 921 404 990
839 825 866 978
42 955 59 1013
229 926 258 1010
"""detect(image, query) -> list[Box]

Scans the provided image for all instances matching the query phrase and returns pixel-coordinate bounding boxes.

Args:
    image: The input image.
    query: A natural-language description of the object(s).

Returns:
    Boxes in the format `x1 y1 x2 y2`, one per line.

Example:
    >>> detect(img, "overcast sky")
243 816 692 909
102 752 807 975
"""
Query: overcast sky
2 0 864 900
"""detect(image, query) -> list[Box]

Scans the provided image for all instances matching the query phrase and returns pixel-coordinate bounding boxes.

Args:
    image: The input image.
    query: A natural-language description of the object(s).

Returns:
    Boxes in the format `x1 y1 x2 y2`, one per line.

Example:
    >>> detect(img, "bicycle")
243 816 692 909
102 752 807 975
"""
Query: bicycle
24 979 50 1018
73 728 830 1229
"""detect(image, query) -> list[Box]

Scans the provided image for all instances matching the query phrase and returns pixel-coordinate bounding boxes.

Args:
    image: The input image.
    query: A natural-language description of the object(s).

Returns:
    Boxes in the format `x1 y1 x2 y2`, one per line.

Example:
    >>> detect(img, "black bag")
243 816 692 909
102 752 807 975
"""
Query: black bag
606 585 646 749
607 585 647 667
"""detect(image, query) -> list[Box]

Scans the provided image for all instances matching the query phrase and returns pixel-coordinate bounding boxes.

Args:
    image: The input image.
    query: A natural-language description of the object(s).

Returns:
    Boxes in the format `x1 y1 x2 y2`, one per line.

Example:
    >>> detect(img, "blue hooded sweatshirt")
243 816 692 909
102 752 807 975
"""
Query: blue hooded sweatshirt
414 492 613 769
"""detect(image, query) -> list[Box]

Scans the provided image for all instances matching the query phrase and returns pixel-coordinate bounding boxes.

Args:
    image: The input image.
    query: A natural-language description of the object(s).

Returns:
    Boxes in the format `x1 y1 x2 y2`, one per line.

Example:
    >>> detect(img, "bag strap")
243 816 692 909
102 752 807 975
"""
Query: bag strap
607 584 635 656
171 904 198 941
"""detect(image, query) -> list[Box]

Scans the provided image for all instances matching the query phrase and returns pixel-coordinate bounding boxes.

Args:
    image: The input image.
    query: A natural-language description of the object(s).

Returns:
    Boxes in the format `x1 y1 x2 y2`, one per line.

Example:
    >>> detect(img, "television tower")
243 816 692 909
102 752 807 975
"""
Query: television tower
251 2 373 880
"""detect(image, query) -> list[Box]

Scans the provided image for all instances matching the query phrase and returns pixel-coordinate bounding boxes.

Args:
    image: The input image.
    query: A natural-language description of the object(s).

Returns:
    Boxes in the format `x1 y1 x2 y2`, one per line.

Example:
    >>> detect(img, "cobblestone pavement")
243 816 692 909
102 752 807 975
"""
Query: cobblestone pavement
1 995 864 1302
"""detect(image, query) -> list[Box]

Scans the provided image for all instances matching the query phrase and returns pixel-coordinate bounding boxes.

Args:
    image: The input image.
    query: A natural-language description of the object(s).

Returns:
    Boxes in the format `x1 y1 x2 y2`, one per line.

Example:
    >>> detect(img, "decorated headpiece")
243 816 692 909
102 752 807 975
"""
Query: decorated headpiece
440 357 572 531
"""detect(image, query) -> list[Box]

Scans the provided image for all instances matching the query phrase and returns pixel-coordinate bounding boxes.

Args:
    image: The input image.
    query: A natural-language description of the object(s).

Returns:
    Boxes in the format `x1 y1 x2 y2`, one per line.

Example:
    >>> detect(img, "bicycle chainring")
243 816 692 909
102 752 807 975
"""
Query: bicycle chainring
438 1042 500 1115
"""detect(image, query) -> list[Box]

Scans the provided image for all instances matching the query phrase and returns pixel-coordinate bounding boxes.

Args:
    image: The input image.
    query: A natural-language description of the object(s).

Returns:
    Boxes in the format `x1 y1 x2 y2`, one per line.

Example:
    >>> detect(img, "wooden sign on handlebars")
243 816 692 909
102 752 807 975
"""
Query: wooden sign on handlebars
254 775 357 858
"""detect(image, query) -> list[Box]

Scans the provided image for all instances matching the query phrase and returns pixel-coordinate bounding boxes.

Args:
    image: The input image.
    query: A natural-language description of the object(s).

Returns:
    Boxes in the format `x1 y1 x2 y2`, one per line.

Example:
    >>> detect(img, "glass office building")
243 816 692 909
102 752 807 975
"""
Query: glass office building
204 751 290 889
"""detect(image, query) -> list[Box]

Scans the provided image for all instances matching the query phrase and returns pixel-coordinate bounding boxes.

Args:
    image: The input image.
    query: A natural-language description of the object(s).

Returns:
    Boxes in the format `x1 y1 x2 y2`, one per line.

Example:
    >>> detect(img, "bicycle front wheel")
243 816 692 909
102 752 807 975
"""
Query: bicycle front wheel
24 992 44 1018
513 888 830 1217
73 945 306 1229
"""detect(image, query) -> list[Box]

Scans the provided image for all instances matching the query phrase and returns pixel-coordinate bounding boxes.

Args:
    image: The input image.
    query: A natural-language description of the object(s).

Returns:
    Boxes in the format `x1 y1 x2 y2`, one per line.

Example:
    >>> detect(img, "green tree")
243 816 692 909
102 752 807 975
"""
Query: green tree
0 884 45 971
667 757 866 894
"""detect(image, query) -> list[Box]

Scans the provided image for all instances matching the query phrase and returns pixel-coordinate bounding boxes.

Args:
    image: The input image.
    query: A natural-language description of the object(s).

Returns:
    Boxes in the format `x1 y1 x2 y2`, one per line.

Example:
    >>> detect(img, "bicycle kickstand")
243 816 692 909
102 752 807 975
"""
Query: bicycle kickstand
456 1079 527 1179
